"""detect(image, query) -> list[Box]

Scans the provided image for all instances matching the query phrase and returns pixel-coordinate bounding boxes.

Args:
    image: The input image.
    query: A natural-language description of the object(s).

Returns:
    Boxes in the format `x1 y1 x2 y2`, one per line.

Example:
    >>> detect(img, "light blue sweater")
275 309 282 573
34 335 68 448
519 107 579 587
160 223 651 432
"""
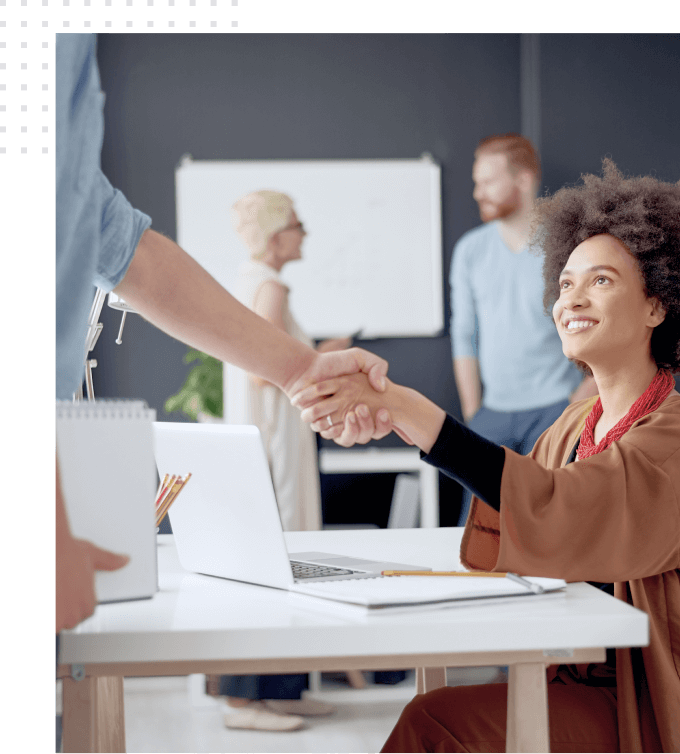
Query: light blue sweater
450 221 581 412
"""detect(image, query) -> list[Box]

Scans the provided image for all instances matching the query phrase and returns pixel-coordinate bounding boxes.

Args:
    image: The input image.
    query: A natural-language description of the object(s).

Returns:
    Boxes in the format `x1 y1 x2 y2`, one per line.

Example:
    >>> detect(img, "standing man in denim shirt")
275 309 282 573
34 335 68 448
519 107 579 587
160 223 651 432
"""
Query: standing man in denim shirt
451 135 597 525
55 34 389 642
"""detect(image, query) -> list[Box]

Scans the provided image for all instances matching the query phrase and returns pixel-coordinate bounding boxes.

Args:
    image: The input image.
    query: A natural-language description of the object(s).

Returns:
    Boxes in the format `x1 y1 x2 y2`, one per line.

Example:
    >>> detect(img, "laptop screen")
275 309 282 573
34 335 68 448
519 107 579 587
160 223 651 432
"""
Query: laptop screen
153 422 295 589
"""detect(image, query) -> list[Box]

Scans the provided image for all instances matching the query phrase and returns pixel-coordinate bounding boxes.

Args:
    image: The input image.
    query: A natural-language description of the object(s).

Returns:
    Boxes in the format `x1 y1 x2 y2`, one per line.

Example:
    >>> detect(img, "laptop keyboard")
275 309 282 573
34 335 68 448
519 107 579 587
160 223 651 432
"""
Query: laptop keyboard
289 560 357 580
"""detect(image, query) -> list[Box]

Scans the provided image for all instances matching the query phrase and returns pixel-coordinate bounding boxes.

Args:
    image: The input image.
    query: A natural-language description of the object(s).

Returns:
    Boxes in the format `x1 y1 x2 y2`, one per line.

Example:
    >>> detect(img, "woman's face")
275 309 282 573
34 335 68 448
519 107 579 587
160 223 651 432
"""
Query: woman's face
552 234 665 371
275 209 306 264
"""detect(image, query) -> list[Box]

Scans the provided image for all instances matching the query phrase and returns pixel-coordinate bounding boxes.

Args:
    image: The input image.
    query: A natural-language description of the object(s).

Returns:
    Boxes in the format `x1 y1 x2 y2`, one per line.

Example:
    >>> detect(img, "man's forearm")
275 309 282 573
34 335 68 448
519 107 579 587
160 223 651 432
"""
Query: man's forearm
114 229 315 394
453 356 482 421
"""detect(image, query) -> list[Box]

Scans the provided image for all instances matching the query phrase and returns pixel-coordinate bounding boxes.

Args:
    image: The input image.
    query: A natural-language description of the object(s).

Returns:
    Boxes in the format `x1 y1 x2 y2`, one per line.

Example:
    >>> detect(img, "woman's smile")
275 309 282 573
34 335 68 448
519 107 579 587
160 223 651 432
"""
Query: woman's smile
562 317 599 334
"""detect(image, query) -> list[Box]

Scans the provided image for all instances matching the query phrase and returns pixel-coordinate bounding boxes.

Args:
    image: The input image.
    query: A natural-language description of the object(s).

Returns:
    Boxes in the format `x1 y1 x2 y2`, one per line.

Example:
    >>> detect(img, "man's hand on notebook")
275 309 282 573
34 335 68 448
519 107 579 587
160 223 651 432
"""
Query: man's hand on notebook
56 459 129 633
56 535 129 633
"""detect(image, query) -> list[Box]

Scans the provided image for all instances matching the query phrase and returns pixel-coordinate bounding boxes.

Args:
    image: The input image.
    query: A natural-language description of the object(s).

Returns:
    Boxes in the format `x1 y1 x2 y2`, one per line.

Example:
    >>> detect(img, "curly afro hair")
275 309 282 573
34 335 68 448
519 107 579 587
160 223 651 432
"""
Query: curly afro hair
531 158 680 373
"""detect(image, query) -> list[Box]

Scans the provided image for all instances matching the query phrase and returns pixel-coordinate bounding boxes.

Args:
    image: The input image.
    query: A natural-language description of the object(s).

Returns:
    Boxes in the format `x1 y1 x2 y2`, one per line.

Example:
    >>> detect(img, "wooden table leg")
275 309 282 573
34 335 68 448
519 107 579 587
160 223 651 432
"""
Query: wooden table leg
62 675 126 753
344 670 367 689
506 663 549 753
415 666 447 694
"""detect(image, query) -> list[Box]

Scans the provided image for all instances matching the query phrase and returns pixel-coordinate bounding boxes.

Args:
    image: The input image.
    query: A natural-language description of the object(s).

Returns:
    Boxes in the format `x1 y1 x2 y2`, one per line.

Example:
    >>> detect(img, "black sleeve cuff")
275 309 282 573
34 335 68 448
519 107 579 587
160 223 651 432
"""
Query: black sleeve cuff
420 414 504 512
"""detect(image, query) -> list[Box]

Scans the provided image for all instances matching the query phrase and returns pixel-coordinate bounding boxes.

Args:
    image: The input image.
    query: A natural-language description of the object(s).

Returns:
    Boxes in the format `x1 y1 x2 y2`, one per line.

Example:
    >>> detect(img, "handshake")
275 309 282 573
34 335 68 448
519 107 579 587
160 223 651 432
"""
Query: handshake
285 347 445 453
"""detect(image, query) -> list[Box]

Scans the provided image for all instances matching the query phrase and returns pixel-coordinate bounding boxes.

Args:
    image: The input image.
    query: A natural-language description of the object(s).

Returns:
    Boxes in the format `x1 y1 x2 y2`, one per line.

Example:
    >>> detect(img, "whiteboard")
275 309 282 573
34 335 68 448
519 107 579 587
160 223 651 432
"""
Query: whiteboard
175 156 443 338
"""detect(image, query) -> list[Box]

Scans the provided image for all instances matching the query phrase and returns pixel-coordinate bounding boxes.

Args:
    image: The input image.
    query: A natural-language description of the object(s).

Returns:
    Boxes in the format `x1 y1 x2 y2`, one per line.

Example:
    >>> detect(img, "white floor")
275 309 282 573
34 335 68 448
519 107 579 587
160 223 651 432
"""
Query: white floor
56 667 506 753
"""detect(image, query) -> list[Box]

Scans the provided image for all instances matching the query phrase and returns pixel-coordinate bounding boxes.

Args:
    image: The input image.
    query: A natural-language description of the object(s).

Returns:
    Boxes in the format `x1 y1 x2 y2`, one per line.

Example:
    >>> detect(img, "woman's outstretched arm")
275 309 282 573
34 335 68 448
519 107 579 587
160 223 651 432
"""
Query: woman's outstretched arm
293 372 505 509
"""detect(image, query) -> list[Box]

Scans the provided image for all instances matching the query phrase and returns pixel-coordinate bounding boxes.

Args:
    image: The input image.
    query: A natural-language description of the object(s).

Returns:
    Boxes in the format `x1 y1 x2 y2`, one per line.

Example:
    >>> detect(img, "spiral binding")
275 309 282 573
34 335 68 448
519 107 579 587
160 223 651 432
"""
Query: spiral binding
56 399 156 421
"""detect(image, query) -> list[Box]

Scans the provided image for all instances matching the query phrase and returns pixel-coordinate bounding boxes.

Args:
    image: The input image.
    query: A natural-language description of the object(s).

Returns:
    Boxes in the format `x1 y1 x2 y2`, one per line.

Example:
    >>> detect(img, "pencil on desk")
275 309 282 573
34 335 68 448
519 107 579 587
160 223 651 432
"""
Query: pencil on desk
381 570 508 577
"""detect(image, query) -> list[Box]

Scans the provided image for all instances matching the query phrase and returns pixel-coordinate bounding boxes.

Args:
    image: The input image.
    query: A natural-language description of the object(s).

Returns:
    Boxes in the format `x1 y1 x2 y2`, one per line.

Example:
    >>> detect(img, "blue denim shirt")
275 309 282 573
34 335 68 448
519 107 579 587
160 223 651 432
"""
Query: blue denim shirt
56 34 151 399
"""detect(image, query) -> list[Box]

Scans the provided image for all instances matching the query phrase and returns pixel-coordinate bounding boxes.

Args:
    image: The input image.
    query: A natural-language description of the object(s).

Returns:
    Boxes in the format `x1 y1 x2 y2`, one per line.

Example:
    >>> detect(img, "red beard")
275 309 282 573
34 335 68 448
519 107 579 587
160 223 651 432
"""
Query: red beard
477 188 522 223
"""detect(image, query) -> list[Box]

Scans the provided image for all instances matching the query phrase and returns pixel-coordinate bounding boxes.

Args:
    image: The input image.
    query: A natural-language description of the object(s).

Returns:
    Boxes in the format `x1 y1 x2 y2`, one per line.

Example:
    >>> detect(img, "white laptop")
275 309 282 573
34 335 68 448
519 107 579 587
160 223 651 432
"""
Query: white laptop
152 422 430 589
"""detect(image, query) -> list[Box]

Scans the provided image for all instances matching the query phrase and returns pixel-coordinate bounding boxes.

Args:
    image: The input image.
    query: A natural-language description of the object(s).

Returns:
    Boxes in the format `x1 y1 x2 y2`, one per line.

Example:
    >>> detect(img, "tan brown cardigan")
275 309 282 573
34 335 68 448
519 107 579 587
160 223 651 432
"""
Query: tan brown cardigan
460 392 680 752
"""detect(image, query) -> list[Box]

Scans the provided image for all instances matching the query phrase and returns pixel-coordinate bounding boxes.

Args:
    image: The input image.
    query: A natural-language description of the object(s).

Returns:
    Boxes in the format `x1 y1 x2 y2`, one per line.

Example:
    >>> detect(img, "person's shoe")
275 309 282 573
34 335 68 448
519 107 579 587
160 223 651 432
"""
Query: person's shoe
223 700 305 731
264 698 336 716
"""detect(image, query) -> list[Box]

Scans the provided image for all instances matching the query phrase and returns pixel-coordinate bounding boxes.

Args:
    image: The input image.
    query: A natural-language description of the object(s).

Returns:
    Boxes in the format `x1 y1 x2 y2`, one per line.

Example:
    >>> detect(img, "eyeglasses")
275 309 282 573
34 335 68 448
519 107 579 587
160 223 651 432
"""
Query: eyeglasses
280 221 305 234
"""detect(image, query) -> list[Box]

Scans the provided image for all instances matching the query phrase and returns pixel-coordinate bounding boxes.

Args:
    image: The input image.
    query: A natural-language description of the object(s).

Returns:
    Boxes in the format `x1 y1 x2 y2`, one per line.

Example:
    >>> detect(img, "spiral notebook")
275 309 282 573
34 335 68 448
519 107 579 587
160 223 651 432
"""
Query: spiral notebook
56 400 158 603
289 574 567 614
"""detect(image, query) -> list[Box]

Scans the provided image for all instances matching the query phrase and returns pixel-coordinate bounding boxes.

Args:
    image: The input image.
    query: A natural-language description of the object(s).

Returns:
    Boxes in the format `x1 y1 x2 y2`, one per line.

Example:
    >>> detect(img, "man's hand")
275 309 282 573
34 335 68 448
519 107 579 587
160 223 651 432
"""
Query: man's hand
56 458 129 634
293 373 415 447
284 347 387 400
453 356 482 423
56 535 129 633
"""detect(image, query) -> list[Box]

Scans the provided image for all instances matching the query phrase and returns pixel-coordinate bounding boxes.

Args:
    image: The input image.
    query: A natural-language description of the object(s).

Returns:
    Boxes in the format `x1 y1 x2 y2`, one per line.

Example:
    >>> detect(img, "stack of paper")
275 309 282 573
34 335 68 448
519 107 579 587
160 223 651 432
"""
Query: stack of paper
289 575 567 613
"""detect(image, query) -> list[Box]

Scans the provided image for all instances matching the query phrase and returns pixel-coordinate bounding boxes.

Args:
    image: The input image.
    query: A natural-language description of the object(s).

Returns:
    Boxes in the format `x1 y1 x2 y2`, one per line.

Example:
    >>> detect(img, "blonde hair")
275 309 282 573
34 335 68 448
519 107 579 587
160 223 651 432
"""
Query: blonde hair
231 190 294 258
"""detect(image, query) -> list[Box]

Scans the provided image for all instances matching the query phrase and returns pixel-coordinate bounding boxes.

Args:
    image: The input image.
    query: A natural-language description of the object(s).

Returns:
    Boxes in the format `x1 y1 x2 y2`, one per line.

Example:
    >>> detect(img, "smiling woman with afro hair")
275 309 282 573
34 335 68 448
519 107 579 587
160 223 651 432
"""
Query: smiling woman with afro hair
295 159 680 752
534 158 680 374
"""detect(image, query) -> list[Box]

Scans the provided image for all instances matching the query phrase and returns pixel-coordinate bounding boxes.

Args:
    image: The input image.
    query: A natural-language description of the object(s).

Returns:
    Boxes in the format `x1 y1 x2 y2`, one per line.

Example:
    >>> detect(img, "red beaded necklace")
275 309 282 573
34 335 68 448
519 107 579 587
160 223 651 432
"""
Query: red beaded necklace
577 369 676 460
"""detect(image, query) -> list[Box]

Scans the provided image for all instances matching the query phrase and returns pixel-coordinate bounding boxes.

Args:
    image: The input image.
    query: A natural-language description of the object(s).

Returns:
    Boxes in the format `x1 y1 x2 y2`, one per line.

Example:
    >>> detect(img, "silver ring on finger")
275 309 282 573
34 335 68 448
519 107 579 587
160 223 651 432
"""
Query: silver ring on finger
326 414 333 428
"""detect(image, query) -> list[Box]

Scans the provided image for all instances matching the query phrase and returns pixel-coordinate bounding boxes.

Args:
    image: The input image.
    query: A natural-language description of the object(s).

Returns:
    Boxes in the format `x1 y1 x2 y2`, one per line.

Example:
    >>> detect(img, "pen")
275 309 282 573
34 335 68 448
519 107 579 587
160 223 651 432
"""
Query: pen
506 572 545 594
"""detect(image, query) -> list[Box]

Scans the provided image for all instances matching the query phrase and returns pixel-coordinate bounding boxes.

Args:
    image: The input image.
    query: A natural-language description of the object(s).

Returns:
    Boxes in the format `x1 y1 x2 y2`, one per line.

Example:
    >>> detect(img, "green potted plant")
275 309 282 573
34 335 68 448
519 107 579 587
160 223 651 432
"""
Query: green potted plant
164 348 223 421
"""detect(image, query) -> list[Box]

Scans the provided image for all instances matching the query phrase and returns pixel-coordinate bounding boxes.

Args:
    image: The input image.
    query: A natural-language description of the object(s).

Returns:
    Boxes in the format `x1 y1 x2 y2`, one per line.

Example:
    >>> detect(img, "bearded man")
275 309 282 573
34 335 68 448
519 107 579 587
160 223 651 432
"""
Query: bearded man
451 134 596 525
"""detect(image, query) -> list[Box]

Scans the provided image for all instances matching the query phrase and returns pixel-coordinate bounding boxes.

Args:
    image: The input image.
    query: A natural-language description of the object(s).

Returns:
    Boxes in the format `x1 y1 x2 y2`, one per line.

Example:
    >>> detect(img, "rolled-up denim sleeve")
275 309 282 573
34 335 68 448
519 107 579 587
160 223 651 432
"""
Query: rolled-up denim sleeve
93 168 152 291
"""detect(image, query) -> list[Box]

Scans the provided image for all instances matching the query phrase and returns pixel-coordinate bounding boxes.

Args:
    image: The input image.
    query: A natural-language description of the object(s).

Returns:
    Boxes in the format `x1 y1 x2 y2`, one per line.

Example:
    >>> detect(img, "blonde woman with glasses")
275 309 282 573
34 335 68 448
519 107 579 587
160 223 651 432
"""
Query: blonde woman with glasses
220 190 351 731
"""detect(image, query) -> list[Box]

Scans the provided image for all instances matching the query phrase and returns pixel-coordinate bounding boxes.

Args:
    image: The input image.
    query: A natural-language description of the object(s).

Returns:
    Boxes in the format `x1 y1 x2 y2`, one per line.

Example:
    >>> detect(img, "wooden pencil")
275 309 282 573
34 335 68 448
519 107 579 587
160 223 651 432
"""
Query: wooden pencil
156 473 191 526
155 474 177 509
156 478 181 525
154 473 169 503
156 481 183 525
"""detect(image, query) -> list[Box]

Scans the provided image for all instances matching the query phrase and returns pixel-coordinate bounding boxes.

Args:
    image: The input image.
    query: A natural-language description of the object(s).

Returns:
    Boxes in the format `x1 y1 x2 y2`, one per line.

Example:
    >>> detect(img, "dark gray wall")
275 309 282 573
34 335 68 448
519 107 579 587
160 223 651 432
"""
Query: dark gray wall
93 33 680 527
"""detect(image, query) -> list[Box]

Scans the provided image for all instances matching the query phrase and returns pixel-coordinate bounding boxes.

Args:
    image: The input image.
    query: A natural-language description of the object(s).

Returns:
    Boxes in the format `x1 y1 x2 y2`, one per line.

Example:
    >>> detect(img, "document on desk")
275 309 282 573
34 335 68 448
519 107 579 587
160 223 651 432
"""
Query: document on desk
288 575 567 613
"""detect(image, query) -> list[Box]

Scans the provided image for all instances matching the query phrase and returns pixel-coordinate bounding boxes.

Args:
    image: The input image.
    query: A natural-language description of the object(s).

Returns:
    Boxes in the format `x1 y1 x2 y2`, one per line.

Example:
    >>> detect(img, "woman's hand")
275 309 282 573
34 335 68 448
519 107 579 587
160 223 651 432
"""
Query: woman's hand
333 404 415 447
292 373 415 446
294 372 444 452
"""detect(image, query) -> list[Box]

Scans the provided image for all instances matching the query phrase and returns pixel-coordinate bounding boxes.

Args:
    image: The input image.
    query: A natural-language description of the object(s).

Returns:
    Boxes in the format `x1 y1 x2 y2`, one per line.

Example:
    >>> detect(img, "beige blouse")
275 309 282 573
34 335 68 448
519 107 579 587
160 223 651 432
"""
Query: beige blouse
225 260 322 532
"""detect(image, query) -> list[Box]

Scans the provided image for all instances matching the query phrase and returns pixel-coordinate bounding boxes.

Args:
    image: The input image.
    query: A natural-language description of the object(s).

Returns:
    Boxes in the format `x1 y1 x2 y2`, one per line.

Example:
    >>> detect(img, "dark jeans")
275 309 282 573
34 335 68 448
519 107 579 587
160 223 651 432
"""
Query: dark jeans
54 634 61 751
219 671 406 697
219 673 308 700
457 399 569 526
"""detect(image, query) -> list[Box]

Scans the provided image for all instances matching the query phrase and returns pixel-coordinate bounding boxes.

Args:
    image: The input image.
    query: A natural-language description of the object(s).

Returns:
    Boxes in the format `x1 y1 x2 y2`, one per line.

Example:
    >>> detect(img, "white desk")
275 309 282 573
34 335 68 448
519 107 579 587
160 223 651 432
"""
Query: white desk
319 447 439 527
58 528 648 753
